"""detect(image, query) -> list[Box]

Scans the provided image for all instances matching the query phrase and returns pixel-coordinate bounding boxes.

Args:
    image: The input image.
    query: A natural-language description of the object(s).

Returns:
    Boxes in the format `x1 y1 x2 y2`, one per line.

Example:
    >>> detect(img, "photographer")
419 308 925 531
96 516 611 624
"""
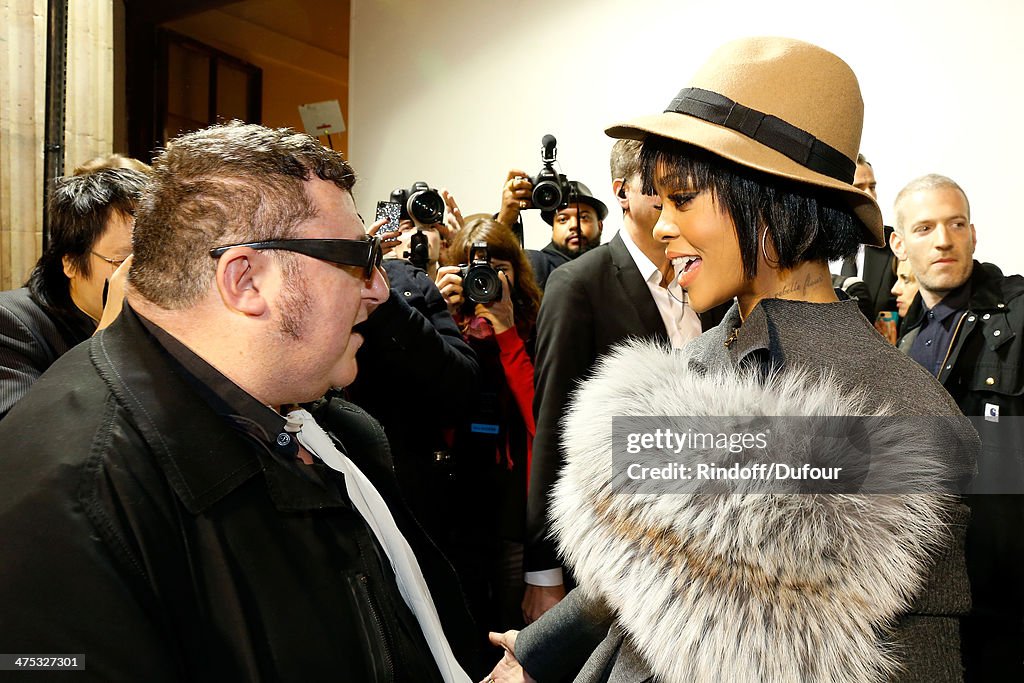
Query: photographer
346 209 480 562
434 216 542 633
384 185 463 280
497 170 606 289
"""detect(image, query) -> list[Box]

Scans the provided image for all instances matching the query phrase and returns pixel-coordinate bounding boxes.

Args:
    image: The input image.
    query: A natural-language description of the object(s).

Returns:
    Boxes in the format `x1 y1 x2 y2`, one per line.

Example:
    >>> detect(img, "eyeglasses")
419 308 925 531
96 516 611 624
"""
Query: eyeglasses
208 236 383 280
92 251 129 267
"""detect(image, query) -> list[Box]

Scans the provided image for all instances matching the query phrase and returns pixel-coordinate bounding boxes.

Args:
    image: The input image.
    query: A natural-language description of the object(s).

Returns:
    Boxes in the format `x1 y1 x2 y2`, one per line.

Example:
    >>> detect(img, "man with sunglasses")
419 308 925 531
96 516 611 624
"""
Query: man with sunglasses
0 167 147 420
0 123 478 681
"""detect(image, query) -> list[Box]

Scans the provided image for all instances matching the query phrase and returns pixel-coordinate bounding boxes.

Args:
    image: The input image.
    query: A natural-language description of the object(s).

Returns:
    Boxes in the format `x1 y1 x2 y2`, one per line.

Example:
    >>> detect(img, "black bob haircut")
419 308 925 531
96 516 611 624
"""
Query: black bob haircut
639 136 860 280
28 168 148 316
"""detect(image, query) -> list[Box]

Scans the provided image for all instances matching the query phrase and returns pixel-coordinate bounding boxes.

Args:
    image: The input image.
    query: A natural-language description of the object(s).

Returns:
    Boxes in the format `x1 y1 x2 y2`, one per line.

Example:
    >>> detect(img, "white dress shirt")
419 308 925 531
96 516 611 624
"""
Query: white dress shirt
619 228 703 348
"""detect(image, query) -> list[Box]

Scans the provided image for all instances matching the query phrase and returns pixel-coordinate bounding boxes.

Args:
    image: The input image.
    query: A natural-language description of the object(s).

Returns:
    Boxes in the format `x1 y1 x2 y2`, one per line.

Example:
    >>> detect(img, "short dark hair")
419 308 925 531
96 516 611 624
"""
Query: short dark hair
639 136 860 279
130 121 356 309
28 168 147 316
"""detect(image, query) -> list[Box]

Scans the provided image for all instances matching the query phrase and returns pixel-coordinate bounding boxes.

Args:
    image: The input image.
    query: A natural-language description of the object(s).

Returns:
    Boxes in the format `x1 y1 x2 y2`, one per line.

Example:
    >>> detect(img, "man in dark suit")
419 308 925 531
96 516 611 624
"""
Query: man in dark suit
521 140 728 623
837 154 897 321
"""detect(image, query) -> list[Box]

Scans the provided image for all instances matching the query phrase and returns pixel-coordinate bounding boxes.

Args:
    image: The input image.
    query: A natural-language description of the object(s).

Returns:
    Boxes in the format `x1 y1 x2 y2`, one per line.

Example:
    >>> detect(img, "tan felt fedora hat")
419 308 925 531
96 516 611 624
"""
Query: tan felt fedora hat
606 36 884 246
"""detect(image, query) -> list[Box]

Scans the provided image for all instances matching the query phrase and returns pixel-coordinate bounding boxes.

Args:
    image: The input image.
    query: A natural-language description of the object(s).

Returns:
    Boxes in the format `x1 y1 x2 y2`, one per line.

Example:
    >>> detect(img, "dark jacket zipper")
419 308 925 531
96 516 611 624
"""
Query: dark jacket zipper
352 572 395 682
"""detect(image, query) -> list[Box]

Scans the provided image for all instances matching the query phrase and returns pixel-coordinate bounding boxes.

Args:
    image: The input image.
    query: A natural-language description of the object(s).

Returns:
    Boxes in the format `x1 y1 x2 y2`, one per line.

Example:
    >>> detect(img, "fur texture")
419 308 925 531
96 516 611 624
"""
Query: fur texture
551 340 956 683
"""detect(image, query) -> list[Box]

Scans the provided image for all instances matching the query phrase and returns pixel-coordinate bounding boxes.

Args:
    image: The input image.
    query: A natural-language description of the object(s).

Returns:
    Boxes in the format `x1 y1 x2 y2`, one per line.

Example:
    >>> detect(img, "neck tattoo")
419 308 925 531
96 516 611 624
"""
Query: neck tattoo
769 272 825 300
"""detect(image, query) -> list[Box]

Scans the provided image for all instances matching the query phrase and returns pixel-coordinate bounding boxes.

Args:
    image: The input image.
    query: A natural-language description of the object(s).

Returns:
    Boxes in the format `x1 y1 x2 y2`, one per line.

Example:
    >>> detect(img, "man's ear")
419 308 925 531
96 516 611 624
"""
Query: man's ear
889 230 907 260
970 223 977 254
612 178 629 212
216 248 269 317
62 254 78 279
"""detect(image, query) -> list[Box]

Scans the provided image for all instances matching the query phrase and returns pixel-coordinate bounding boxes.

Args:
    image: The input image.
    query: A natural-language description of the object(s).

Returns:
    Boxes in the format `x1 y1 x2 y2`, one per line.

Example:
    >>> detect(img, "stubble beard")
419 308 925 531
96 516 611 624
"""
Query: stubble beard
278 271 313 341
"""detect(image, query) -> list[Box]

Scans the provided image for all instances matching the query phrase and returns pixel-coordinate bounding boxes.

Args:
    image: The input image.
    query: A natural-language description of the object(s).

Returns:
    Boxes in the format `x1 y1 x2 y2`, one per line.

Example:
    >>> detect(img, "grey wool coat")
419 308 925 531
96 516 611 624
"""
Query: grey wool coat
517 298 978 683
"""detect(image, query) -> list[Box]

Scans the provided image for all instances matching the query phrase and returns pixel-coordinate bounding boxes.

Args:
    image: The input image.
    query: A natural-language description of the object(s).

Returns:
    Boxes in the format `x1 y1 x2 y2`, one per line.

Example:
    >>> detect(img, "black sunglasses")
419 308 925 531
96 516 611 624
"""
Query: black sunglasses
209 236 383 280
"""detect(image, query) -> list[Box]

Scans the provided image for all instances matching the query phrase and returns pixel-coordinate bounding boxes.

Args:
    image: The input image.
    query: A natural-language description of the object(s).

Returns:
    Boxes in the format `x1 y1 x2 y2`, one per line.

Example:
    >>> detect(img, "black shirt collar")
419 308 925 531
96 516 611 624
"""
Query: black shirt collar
135 313 301 461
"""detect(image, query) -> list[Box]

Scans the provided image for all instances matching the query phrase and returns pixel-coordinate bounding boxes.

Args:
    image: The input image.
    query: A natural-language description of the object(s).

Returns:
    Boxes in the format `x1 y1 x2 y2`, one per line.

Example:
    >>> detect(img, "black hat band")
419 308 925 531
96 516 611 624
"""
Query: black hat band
665 87 856 183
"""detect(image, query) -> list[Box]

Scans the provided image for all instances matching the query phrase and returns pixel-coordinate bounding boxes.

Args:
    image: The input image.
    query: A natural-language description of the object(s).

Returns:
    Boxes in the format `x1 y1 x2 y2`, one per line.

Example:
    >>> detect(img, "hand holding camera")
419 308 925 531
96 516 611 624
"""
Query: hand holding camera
472 271 513 335
436 265 465 313
498 168 533 226
497 135 572 227
435 243 512 331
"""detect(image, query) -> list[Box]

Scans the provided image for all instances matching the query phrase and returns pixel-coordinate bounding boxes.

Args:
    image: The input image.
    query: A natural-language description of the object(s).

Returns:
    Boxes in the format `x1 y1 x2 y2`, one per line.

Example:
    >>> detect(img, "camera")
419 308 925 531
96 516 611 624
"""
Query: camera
458 242 502 304
391 181 445 225
530 134 571 212
404 229 430 272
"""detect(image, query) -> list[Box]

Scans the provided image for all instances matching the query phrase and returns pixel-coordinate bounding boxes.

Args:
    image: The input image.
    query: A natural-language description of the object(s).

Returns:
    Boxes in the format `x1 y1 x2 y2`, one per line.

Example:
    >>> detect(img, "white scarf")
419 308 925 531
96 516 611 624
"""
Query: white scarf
286 409 471 683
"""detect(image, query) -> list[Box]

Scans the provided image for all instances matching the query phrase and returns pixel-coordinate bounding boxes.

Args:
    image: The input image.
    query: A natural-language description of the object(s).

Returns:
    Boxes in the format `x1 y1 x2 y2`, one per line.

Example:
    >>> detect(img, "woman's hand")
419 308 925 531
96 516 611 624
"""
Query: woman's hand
480 630 535 683
368 216 401 256
435 265 464 313
474 271 514 334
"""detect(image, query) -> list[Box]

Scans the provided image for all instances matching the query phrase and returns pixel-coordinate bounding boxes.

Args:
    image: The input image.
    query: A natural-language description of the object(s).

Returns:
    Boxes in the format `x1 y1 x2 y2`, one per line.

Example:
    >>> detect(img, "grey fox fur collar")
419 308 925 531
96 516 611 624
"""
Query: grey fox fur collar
551 340 956 683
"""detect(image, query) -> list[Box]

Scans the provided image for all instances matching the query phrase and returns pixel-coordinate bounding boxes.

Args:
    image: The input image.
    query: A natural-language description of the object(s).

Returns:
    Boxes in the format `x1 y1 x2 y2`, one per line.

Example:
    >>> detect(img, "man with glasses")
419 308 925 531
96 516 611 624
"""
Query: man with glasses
0 122 479 681
0 167 146 420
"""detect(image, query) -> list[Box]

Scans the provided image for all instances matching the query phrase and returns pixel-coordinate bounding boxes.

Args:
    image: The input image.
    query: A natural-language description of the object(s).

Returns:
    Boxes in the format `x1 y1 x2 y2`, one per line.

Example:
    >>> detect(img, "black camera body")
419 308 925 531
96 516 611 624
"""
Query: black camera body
458 242 502 304
530 134 571 212
391 181 445 225
404 229 430 272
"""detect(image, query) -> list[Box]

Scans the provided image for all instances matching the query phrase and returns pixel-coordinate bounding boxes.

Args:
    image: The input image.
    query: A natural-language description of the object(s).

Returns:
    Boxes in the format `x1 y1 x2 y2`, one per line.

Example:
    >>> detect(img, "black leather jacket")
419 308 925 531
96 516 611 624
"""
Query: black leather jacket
0 307 480 681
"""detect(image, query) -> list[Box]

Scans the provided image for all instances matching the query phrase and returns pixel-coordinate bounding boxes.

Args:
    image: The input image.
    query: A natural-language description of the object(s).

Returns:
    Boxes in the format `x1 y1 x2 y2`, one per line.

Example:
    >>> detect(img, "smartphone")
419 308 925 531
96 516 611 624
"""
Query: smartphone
375 200 402 236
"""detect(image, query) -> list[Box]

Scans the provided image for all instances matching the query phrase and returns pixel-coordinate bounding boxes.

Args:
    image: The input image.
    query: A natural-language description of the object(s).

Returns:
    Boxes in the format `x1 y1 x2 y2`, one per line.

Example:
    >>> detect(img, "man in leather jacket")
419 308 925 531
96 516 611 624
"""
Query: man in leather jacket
0 122 477 682
893 173 1024 681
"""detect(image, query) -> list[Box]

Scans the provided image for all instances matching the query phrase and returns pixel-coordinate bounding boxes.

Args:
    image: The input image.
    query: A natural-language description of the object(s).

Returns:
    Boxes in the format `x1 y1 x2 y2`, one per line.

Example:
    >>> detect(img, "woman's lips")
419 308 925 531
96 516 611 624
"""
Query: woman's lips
671 256 703 289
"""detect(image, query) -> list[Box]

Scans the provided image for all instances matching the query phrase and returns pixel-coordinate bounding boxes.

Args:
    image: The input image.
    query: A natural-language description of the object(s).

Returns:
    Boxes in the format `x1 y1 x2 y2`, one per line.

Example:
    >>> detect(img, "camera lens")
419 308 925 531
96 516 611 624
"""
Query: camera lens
471 274 493 294
408 189 445 225
532 180 563 212
463 264 501 304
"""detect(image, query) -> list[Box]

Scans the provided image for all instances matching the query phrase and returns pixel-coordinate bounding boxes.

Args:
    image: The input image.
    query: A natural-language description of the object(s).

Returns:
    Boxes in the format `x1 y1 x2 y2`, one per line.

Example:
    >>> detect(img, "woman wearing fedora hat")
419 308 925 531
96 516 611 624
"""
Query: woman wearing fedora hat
483 37 978 683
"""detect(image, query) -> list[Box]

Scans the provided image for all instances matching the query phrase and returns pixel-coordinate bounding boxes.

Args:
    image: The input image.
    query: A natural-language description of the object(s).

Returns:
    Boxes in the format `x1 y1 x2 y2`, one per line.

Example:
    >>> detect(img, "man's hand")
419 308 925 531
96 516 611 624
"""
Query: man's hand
95 254 132 333
480 630 535 683
497 169 532 227
440 188 464 243
521 583 565 624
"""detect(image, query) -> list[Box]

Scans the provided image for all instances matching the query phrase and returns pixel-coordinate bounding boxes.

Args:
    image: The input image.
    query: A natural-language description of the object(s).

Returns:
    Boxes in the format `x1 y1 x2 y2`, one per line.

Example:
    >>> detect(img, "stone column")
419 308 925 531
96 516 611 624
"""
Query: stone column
0 0 113 290
0 0 47 290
